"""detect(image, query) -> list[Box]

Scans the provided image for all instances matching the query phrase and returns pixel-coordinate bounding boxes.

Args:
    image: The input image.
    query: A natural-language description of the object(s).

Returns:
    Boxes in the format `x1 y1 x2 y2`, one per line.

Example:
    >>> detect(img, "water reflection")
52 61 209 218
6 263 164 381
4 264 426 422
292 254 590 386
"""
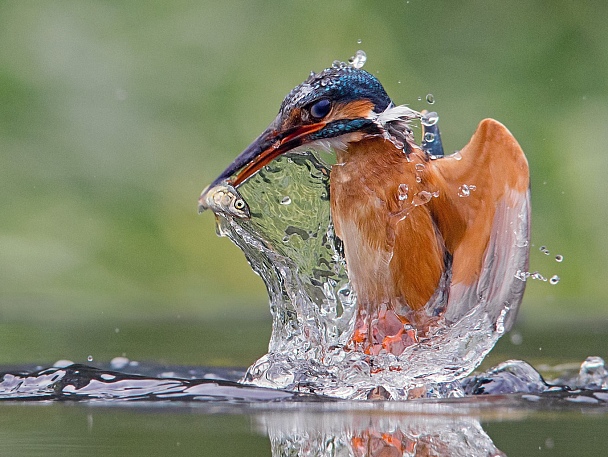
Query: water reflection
257 410 505 456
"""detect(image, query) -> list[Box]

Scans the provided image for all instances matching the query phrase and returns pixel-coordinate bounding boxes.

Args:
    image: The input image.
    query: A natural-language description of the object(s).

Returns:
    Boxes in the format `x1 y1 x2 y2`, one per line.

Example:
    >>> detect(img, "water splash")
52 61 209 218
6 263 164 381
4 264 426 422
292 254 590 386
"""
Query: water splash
0 364 300 402
2 358 607 403
205 150 529 399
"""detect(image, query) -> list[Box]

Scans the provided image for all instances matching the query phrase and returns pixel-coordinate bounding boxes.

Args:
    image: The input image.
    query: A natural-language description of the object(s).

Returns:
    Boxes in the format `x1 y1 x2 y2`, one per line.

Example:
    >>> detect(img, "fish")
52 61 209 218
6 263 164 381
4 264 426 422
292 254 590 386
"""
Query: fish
197 182 251 219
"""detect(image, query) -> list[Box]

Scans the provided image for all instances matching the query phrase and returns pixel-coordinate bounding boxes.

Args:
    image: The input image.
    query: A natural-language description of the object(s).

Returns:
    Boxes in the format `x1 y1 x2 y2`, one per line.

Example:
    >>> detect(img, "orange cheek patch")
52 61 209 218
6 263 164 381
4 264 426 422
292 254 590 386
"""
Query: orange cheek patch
328 100 375 122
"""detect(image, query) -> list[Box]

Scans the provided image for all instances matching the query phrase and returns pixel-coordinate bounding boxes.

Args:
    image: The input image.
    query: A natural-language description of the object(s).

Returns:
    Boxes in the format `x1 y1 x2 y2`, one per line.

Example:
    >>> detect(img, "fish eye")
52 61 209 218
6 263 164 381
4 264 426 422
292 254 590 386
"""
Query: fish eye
309 99 331 119
234 199 245 210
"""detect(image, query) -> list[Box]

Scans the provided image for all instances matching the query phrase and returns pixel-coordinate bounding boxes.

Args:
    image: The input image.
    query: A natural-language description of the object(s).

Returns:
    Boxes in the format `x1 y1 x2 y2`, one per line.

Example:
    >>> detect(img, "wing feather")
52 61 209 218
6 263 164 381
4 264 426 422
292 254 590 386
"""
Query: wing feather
428 119 530 327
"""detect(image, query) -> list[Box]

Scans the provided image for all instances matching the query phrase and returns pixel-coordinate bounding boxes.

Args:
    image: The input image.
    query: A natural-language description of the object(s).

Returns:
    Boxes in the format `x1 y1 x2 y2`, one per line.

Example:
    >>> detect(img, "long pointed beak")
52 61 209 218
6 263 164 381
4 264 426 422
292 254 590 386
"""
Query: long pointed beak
198 121 326 211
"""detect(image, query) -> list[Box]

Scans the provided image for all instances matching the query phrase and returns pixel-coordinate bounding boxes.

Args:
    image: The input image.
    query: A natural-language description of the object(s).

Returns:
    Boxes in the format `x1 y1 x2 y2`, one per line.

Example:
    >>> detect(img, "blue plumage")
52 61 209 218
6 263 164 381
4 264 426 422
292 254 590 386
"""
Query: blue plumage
280 65 392 115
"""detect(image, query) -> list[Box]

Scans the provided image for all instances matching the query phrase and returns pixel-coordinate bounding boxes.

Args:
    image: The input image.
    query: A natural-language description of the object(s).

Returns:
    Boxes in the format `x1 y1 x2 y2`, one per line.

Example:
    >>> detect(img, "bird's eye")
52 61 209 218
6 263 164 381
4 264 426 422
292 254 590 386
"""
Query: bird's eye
234 199 245 210
309 99 332 119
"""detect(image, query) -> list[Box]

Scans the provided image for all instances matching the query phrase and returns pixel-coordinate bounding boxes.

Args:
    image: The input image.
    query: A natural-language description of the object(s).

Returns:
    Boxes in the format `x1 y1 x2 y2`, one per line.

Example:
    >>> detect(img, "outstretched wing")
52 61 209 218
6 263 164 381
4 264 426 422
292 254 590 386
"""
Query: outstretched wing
429 119 530 328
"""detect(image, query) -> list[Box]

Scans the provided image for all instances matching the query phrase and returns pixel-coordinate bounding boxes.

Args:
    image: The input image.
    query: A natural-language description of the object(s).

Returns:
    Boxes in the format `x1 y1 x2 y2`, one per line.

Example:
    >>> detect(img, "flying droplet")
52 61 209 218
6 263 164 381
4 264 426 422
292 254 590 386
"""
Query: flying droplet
280 196 292 205
549 275 560 285
413 191 432 206
87 355 93 362
539 246 550 255
417 96 422 101
398 183 409 201
555 254 563 262
421 112 439 127
424 132 435 143
426 93 435 104
357 39 362 44
510 332 523 345
349 50 367 69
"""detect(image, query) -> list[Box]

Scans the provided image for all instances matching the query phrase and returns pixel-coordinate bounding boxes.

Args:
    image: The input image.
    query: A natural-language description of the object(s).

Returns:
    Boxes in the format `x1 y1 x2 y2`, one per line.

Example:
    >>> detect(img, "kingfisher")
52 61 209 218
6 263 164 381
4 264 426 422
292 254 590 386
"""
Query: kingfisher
199 61 530 356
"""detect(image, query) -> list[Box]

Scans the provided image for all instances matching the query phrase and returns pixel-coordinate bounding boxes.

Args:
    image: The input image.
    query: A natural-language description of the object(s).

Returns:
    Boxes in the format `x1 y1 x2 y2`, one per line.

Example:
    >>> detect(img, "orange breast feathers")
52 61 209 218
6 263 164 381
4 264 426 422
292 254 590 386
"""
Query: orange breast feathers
330 138 446 313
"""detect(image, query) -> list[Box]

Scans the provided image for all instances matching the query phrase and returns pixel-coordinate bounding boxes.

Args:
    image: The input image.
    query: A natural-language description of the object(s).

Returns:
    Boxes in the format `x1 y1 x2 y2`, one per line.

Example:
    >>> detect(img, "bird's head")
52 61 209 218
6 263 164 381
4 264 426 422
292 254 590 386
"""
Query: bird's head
199 63 420 212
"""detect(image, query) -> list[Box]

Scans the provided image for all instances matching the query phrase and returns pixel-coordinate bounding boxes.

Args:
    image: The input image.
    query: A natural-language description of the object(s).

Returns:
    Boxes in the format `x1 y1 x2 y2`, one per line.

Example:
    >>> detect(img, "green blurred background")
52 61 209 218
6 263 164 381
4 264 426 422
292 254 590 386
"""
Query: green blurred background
0 1 607 366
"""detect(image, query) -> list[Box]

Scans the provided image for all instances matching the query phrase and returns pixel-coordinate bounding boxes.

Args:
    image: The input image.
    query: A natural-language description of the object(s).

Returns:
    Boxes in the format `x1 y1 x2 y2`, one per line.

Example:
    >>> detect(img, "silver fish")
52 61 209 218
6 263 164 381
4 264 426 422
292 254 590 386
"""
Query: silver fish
198 182 251 219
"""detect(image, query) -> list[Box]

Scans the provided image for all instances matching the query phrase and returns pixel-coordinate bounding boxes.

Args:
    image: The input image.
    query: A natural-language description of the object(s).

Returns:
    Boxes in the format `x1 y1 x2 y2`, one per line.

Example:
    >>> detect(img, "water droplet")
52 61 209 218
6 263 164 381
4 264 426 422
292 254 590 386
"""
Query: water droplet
110 356 130 370
349 50 367 69
549 275 560 285
426 93 435 104
431 190 440 198
423 132 435 143
397 80 401 84
87 355 93 362
114 328 120 333
280 196 292 205
421 112 439 127
412 191 432 206
415 163 425 171
397 183 409 201
357 38 362 44
530 271 547 281
458 185 470 197
390 139 404 150
452 151 462 161
555 254 563 262
510 332 523 345
417 96 422 101
415 176 421 183
539 245 550 255
514 269 529 281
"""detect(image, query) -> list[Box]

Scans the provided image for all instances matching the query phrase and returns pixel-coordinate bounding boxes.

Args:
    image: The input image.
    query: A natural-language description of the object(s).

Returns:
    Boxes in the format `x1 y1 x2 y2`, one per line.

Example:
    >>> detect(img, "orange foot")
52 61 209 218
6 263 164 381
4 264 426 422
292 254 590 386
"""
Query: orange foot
349 305 419 356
